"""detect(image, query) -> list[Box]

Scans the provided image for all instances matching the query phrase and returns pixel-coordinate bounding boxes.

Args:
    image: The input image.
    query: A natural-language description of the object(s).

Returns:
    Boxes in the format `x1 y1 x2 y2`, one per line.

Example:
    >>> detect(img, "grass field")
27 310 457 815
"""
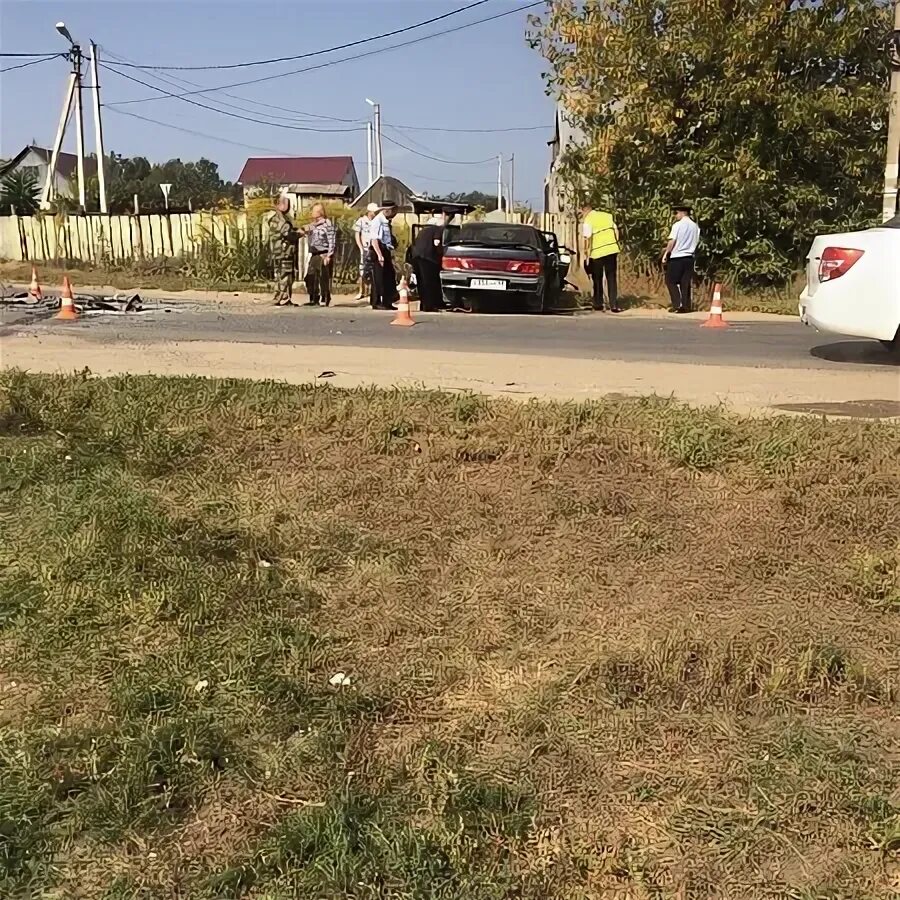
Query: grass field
1 373 898 899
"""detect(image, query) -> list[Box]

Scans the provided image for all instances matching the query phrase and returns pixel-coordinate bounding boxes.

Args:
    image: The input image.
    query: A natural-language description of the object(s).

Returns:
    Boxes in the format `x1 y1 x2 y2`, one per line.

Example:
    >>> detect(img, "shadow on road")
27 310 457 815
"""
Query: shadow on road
810 341 899 367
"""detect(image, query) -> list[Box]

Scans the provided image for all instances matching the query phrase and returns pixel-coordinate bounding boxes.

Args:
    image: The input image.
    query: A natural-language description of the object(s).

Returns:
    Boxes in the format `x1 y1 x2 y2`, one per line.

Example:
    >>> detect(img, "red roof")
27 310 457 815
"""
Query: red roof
238 156 354 186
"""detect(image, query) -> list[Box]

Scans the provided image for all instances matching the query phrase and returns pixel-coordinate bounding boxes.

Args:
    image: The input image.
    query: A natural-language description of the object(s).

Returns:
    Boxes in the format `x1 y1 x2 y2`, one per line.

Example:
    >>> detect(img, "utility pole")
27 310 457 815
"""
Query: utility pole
72 43 87 211
366 98 383 179
42 22 88 211
366 122 374 186
89 42 108 214
40 71 77 209
497 155 503 215
509 153 515 217
884 0 900 222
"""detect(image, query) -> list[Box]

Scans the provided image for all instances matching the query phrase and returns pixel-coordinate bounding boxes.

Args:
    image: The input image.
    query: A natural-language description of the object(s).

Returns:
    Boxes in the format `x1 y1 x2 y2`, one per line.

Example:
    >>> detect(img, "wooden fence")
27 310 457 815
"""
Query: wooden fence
0 209 582 268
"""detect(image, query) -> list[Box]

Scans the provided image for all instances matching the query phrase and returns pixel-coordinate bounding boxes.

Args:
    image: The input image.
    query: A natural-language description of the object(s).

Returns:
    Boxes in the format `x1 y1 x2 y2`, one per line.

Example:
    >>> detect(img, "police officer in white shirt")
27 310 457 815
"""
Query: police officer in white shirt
661 203 700 313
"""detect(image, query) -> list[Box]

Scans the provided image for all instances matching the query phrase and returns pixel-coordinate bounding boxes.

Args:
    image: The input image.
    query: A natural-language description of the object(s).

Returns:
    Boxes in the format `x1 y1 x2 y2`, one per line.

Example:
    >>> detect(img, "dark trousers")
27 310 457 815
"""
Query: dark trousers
369 247 397 308
588 254 618 310
414 258 443 311
305 253 332 306
666 255 695 311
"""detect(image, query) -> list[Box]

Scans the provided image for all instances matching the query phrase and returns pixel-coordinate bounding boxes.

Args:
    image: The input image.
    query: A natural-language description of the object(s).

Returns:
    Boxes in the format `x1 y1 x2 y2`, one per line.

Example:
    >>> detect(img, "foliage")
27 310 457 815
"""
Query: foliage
0 169 41 215
440 191 501 212
88 153 242 213
529 0 891 287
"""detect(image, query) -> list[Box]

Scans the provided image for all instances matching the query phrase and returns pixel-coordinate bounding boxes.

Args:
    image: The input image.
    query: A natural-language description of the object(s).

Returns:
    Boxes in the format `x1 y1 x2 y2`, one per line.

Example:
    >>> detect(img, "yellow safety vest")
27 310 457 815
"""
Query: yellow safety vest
584 210 620 259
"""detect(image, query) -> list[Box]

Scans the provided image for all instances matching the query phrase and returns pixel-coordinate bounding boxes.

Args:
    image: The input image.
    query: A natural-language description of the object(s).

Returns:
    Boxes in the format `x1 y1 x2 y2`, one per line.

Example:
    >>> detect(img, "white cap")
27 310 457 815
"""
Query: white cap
366 202 380 213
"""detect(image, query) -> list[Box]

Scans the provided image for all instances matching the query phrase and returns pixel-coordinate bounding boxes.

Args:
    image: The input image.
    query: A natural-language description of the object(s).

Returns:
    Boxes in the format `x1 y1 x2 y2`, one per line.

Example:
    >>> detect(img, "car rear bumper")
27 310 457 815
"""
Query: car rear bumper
800 284 895 341
441 273 543 294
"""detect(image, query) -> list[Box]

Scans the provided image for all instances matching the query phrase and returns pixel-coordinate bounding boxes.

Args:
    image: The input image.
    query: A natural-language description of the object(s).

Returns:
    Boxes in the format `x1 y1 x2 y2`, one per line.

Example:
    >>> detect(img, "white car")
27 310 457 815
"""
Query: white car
799 216 900 354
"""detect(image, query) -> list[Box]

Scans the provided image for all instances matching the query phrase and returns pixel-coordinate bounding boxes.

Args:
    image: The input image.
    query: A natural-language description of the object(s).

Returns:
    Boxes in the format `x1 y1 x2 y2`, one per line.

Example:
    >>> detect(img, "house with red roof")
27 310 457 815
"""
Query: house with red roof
237 156 359 209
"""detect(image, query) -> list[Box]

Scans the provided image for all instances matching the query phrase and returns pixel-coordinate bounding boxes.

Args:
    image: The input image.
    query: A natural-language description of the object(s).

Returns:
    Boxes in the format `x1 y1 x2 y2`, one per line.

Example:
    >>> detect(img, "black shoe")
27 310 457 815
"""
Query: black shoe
675 307 690 314
593 305 605 312
667 306 679 313
305 300 320 307
323 298 331 307
609 306 622 314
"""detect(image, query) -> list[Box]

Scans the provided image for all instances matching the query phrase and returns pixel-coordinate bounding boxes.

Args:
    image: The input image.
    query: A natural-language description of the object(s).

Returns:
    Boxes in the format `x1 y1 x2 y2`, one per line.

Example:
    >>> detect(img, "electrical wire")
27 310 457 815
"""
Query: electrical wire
0 52 59 58
105 107 298 155
101 63 366 133
102 50 550 135
103 0 495 71
0 54 64 73
381 131 496 166
101 1 544 103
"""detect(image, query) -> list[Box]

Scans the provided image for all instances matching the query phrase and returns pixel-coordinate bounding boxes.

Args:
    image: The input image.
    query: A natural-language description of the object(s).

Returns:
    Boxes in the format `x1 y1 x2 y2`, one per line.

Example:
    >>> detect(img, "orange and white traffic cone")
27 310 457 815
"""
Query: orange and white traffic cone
28 265 43 301
56 276 79 321
390 276 415 327
701 282 728 329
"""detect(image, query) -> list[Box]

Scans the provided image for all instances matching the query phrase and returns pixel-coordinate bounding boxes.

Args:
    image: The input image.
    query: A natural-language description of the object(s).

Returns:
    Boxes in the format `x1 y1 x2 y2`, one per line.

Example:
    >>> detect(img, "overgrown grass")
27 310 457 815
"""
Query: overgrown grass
1 373 898 898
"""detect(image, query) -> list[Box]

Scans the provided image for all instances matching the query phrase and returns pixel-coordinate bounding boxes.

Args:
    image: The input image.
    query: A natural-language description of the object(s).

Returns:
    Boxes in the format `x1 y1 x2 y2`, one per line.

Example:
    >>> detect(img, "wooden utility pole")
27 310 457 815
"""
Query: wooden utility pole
883 0 900 221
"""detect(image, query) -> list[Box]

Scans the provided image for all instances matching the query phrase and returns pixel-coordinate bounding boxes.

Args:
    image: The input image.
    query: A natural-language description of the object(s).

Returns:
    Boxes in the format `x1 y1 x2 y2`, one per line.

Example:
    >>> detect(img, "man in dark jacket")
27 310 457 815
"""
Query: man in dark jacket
411 210 448 311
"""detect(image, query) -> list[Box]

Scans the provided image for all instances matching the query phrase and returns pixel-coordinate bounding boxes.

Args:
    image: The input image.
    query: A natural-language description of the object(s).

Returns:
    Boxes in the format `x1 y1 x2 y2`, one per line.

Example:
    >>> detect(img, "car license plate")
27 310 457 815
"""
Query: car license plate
470 278 506 290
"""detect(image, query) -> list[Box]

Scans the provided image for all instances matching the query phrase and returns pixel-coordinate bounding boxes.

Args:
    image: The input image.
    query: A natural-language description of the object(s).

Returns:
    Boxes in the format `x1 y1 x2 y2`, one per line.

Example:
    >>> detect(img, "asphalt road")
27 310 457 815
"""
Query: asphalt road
5 301 898 372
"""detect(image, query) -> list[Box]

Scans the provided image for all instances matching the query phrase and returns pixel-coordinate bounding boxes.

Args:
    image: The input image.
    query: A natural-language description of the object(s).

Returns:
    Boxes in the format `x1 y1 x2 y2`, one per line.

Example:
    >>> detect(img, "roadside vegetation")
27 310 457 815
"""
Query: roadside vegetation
1 373 898 898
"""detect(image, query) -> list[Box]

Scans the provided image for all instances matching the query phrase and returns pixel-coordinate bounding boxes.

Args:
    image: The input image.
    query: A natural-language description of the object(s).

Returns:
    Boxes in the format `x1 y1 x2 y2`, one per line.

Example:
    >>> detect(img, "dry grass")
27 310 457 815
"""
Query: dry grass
0 373 898 898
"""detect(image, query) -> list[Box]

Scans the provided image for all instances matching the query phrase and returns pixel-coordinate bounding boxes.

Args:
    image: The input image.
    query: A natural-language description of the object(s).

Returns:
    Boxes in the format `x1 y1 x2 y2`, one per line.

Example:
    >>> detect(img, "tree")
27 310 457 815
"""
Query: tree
529 0 891 286
0 169 40 214
92 153 242 213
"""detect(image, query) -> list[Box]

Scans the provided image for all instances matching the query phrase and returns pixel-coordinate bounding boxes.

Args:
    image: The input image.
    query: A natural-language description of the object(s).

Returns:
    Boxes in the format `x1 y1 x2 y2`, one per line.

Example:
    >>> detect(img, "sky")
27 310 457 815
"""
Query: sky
0 0 556 208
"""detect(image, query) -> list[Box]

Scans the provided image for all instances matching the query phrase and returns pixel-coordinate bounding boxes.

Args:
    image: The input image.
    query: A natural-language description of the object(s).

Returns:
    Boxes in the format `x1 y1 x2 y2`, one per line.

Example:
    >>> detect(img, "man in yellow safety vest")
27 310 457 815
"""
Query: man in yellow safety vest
581 202 622 313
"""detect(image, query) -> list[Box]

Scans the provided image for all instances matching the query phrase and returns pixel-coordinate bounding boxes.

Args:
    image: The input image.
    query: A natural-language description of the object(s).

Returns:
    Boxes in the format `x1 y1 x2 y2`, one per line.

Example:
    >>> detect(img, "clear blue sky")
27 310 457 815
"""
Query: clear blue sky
0 0 555 208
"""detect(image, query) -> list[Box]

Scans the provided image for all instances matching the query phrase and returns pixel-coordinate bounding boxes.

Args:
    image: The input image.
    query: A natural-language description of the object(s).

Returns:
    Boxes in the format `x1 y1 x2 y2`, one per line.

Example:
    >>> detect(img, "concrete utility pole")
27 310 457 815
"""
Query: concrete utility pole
366 98 383 179
89 42 108 213
883 0 900 222
497 154 503 214
42 22 89 211
366 122 374 186
509 153 515 216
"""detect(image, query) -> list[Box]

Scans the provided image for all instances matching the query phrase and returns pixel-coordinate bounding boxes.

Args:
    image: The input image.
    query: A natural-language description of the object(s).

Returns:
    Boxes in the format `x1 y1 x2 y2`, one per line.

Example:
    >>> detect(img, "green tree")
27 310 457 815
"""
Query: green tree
529 0 891 287
0 169 40 214
92 153 241 213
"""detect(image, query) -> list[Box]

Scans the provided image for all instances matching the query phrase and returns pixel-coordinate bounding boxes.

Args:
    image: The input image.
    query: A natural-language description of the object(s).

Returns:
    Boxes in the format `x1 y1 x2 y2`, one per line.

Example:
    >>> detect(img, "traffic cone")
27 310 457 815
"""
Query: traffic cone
28 265 43 301
701 282 728 328
56 276 79 321
390 276 415 327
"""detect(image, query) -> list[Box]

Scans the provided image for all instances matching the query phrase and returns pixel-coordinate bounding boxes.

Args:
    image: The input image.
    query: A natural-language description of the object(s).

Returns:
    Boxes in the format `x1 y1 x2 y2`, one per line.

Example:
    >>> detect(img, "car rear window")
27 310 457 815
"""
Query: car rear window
454 224 540 247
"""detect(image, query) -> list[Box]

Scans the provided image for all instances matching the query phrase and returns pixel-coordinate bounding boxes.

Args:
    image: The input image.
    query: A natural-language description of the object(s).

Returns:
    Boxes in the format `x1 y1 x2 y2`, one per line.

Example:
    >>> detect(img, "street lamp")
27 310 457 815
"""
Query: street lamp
366 98 383 180
55 21 75 46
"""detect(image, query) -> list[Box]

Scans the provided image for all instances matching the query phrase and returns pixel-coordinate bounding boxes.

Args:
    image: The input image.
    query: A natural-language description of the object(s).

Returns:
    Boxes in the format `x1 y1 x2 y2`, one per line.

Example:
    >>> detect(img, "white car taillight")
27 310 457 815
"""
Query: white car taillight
818 247 864 282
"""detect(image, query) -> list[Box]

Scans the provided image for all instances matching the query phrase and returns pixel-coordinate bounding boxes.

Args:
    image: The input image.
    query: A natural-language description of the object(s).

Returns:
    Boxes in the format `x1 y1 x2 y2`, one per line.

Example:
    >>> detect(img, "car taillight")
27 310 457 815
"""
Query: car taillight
507 261 540 274
442 257 540 274
818 247 863 282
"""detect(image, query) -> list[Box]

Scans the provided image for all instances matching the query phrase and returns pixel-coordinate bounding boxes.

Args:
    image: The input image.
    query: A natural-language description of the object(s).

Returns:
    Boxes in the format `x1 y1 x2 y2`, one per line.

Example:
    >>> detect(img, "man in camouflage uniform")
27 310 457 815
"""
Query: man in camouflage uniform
270 195 299 306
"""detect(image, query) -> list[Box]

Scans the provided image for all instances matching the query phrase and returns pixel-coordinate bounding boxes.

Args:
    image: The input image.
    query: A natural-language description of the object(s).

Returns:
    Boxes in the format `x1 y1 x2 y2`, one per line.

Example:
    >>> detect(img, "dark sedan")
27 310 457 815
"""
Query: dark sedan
439 222 572 313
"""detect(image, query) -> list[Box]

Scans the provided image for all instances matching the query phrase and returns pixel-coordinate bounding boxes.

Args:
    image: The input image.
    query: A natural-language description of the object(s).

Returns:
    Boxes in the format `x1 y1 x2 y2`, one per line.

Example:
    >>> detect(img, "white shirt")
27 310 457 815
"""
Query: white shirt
353 215 373 249
668 216 700 258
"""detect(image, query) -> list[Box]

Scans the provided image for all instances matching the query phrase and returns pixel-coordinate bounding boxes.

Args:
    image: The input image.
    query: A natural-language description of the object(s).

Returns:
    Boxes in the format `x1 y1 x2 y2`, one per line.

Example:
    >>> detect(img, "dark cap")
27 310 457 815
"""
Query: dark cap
672 202 692 213
380 199 397 209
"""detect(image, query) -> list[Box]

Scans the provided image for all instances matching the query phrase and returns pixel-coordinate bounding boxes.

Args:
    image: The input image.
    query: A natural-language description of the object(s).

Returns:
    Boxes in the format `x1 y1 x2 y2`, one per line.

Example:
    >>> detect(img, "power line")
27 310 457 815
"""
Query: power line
381 131 496 166
104 0 495 71
0 52 59 58
101 63 366 134
104 50 550 134
105 107 298 156
101 1 544 103
0 54 64 73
